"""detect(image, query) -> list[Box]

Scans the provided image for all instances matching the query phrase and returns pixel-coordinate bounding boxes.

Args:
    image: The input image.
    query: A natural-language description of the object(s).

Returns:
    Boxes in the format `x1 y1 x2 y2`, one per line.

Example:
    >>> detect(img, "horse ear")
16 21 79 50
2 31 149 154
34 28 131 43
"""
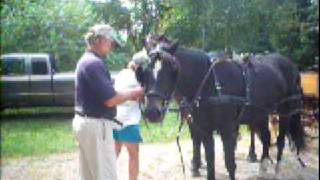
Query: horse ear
168 41 179 54
159 34 173 44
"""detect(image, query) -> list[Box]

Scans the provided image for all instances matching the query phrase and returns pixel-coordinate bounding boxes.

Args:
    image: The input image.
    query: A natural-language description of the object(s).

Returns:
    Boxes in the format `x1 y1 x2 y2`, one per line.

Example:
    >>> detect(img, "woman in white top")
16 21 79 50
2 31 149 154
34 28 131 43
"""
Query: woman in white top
113 49 148 180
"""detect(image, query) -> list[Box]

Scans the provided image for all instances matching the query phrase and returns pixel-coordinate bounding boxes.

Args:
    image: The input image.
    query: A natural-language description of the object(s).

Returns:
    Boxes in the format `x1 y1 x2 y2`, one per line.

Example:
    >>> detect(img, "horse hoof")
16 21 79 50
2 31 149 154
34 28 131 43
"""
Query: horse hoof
247 155 258 162
259 159 268 173
191 170 201 177
268 157 274 164
200 162 207 169
275 163 281 174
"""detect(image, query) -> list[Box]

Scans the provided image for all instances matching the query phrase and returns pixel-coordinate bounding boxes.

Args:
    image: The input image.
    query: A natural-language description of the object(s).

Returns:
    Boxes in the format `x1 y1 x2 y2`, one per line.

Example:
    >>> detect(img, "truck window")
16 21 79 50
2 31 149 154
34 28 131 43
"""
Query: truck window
1 57 25 75
31 58 48 75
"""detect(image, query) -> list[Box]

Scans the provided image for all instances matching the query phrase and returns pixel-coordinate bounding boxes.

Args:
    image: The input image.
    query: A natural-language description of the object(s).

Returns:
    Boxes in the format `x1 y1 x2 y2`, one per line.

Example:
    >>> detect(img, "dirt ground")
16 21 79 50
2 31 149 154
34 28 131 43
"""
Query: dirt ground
1 135 318 180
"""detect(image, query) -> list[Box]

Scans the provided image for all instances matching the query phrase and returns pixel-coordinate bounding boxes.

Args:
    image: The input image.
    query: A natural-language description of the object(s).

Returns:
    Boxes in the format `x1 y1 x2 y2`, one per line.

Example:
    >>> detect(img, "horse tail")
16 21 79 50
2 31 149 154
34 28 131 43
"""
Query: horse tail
287 73 306 153
288 113 306 153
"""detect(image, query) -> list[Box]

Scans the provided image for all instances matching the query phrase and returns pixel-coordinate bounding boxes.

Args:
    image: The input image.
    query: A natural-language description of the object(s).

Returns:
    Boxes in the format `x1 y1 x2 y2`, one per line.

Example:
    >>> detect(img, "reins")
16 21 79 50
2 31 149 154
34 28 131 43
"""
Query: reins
176 116 187 180
191 59 219 107
138 99 149 128
174 58 219 178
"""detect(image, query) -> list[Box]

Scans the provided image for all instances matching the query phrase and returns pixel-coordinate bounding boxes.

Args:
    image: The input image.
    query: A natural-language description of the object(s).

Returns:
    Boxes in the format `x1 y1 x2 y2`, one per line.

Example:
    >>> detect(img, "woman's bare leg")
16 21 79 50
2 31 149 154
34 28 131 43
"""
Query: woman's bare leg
126 143 139 180
115 142 122 157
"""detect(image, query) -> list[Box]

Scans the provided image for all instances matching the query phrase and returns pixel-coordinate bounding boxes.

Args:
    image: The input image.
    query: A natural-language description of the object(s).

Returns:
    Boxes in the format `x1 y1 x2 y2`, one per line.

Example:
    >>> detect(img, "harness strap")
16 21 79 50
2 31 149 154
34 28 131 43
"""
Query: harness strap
278 108 305 117
192 57 218 106
243 62 252 105
212 66 222 97
207 60 252 122
235 61 253 120
209 60 302 118
277 94 302 105
176 120 187 179
178 58 253 139
211 59 252 104
139 100 150 128
146 91 170 101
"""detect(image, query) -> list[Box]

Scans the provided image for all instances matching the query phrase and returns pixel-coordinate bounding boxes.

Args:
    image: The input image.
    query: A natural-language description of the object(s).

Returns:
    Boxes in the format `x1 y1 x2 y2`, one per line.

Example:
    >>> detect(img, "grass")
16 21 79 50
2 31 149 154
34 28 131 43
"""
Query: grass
141 112 190 143
1 107 76 159
1 107 251 159
1 119 76 158
0 107 189 159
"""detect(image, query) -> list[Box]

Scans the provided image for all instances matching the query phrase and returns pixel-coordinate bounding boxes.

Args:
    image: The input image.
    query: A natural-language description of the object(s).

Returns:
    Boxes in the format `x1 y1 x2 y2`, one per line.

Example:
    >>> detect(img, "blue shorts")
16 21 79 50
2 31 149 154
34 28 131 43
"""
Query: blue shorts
113 125 143 144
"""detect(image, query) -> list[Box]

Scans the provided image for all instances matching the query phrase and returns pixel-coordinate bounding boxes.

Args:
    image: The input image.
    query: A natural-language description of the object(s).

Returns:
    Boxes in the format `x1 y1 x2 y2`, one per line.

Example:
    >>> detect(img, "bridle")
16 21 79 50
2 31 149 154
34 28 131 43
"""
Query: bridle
144 47 180 116
146 90 172 102
145 90 173 115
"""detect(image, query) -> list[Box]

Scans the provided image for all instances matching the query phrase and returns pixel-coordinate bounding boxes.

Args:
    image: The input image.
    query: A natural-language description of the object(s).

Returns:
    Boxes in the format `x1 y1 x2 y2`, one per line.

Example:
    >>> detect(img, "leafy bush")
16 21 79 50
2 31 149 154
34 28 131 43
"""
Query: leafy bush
106 52 129 70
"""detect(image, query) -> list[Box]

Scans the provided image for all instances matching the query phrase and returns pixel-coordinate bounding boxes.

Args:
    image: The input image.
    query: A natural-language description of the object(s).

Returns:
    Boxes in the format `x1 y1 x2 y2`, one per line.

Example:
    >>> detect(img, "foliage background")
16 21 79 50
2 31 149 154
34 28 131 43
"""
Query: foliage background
1 0 318 71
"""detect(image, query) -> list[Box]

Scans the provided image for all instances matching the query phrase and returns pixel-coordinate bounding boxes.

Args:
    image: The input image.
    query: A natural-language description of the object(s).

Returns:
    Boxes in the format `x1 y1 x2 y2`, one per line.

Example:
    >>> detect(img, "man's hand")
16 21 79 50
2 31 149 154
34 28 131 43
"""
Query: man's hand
130 87 145 101
105 87 145 107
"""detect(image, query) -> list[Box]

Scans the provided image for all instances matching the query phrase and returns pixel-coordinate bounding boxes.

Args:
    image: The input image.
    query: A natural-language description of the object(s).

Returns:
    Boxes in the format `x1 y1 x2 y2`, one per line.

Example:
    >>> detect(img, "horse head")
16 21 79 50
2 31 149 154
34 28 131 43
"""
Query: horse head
139 35 180 123
144 33 173 54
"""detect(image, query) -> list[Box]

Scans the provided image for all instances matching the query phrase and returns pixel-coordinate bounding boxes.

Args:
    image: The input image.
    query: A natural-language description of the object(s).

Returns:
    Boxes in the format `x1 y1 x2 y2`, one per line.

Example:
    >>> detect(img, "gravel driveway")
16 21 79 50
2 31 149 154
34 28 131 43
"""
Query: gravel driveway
1 135 318 180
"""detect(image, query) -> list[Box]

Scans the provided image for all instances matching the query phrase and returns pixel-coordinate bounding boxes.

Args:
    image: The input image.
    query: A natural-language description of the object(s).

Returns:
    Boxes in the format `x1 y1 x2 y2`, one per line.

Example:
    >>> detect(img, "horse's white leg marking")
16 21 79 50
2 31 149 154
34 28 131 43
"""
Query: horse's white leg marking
275 161 282 174
259 158 269 173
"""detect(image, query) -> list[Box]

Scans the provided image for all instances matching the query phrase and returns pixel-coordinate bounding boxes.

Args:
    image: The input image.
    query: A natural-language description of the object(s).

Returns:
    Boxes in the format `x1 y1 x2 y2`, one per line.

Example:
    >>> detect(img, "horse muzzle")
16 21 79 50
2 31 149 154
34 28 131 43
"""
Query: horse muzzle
144 107 164 123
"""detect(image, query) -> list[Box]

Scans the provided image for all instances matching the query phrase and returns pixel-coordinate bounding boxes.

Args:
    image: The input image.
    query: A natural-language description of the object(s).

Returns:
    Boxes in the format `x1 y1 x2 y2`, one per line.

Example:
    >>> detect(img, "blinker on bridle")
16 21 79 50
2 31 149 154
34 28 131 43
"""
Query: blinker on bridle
145 48 179 116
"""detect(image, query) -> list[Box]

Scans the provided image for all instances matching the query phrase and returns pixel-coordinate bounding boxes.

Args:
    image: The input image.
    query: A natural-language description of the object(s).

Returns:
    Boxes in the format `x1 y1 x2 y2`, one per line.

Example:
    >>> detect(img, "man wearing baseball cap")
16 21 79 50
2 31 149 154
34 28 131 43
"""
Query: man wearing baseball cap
73 24 144 180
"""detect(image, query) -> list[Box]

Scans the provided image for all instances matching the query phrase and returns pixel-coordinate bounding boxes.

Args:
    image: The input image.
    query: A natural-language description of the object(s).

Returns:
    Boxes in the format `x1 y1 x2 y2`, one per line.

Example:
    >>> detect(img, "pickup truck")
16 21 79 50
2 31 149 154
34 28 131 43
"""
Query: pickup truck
1 53 75 109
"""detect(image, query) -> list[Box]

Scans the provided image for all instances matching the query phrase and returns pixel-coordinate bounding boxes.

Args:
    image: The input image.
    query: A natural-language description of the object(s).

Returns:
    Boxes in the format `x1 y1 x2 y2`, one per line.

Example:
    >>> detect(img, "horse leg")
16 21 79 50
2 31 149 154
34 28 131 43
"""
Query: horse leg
275 117 287 174
191 133 202 177
203 134 214 180
257 116 272 173
221 129 238 180
247 124 258 162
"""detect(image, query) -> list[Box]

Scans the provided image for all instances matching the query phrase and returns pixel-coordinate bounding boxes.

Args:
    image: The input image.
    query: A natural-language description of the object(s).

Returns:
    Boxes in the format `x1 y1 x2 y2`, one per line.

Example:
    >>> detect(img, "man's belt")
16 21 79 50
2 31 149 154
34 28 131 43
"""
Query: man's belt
75 111 123 126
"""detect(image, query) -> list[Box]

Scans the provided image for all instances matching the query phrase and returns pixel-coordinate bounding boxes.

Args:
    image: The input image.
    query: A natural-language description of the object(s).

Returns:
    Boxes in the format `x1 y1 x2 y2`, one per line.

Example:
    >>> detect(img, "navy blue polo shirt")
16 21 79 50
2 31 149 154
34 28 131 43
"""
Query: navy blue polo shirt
75 51 116 118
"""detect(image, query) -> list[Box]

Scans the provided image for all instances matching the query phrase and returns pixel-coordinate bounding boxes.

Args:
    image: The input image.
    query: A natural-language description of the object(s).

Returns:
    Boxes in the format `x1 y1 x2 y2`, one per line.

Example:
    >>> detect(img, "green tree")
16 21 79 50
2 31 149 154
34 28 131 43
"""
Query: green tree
269 0 318 68
1 0 96 71
1 0 318 70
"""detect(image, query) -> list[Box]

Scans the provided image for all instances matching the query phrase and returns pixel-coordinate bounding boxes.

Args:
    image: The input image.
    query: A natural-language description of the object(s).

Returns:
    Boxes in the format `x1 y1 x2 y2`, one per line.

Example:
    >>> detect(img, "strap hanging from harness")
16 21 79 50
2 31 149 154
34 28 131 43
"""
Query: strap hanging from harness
211 66 222 97
139 100 150 128
235 61 253 121
176 119 187 179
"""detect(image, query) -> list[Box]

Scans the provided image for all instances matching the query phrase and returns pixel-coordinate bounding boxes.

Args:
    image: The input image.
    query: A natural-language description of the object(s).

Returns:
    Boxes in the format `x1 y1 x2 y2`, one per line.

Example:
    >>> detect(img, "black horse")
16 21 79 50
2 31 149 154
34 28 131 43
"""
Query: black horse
186 52 263 177
142 36 260 176
138 35 305 180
